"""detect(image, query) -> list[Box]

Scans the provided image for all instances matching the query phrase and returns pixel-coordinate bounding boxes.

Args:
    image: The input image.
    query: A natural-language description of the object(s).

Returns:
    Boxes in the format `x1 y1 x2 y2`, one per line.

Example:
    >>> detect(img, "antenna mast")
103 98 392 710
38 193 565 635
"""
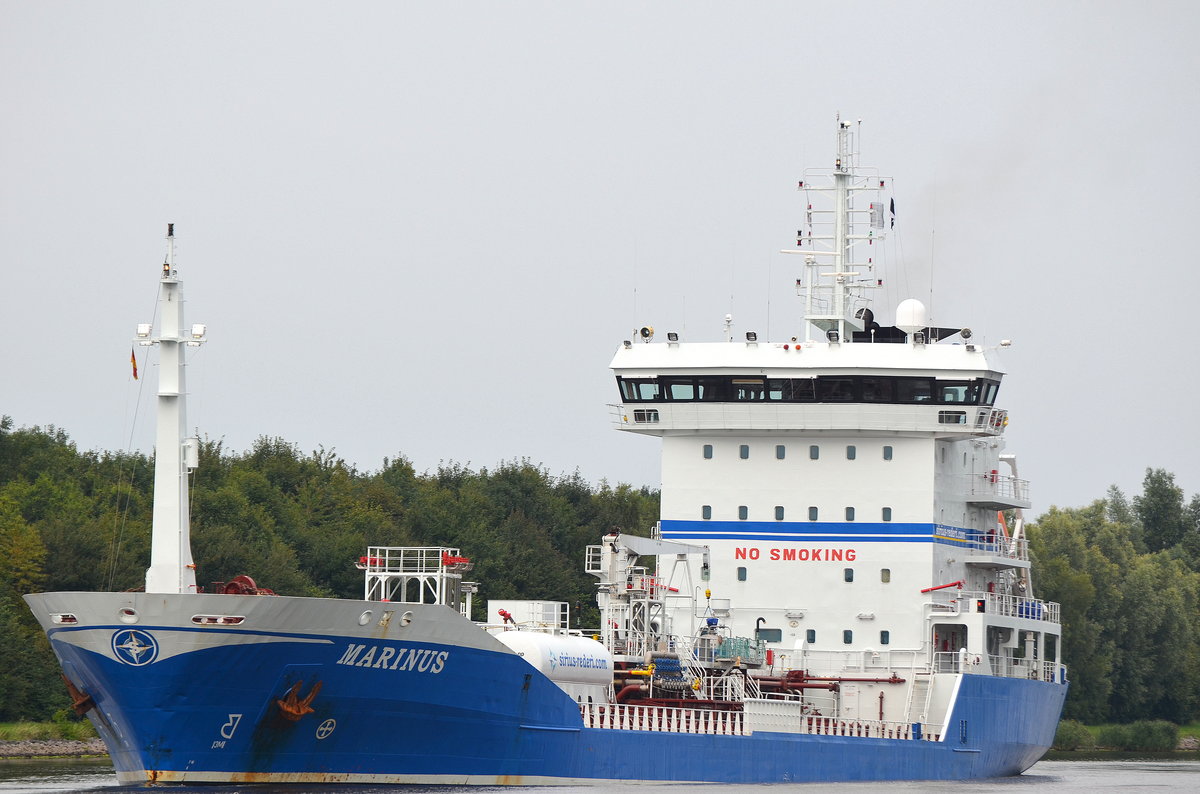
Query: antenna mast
791 117 890 342
142 224 206 594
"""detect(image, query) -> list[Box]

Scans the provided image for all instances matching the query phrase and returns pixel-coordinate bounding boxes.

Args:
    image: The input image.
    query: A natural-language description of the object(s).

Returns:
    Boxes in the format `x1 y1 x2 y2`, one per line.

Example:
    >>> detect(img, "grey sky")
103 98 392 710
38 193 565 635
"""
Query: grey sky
3 1 1198 515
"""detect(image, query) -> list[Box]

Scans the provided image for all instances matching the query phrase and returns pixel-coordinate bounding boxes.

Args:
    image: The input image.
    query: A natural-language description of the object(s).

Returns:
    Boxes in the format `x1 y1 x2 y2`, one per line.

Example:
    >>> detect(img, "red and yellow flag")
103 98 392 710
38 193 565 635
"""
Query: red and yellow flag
130 348 138 380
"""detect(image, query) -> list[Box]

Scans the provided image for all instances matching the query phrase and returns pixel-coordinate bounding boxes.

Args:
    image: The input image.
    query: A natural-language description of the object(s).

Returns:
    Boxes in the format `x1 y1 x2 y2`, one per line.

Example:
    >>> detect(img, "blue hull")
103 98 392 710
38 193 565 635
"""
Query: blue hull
40 610 1067 785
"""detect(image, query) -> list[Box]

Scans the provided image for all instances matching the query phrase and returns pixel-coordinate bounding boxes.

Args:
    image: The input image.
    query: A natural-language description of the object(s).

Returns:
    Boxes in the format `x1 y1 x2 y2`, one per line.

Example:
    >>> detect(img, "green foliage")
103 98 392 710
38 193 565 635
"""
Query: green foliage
1030 474 1200 725
0 420 659 719
1096 720 1179 751
1096 723 1132 749
1052 719 1095 750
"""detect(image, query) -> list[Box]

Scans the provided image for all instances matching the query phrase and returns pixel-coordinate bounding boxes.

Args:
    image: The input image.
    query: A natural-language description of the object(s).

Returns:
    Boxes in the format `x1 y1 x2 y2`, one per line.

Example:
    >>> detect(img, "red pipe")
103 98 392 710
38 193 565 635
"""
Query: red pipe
615 684 646 703
920 580 964 593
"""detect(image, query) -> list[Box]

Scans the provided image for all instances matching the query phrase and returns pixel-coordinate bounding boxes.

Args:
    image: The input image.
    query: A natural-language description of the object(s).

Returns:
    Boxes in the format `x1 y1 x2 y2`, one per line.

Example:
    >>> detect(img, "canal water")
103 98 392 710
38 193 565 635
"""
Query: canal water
2 758 1200 793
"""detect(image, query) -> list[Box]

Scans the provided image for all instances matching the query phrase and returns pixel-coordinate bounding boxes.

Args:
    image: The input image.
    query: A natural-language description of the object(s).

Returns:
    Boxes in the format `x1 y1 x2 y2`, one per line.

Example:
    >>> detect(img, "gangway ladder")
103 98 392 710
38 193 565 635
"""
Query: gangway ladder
904 670 934 724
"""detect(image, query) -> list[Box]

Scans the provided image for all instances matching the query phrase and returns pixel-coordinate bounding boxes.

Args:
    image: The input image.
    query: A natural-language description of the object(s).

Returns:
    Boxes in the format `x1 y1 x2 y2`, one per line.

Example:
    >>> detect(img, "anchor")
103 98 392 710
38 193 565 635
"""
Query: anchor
275 679 322 722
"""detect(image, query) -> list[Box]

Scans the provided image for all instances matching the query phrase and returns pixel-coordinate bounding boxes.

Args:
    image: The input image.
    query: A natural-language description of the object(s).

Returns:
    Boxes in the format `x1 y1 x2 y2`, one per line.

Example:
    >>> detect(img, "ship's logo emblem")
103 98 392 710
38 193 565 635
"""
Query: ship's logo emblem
547 650 558 671
111 629 159 666
315 719 336 740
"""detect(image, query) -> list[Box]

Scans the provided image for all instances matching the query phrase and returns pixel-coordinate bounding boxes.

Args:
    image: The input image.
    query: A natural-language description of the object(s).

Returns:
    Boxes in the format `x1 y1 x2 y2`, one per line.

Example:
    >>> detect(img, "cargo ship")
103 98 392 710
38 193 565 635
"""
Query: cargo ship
25 120 1067 784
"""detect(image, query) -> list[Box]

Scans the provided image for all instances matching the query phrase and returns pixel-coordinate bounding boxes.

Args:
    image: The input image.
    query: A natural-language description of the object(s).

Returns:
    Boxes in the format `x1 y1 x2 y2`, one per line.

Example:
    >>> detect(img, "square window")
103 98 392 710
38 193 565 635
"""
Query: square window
843 630 853 644
880 630 890 645
756 628 783 643
738 505 748 520
739 444 750 459
703 444 713 459
844 568 854 582
846 445 856 460
809 445 820 460
808 506 818 521
776 444 786 460
845 506 855 521
774 505 785 521
806 629 816 643
883 445 893 461
737 567 747 582
882 507 892 522
701 505 712 520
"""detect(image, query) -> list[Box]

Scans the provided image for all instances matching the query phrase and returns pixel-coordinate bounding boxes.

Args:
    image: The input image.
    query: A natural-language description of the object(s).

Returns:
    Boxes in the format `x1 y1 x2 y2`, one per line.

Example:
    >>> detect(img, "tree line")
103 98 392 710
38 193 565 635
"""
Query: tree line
3 415 1199 726
0 417 658 720
1028 468 1200 724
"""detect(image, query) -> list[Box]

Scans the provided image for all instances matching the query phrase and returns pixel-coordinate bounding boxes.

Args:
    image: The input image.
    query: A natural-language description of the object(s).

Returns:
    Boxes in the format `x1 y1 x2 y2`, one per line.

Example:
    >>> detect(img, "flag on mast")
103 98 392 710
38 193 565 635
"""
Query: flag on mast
130 348 138 380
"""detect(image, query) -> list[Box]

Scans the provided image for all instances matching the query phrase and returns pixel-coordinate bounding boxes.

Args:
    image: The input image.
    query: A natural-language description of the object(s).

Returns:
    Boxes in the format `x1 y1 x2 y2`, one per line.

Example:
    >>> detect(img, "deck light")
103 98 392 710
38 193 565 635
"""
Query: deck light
745 331 757 342
136 323 152 338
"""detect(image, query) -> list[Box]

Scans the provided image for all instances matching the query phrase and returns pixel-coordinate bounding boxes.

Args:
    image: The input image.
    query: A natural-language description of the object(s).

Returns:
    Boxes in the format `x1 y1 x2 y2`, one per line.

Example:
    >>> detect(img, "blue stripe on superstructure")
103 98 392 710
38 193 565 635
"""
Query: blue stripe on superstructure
661 520 988 546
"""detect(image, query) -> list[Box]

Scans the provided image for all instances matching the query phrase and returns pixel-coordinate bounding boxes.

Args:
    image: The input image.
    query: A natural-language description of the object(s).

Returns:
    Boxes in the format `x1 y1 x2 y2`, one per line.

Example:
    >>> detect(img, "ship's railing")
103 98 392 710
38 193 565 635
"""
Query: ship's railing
580 702 942 741
581 702 747 735
985 654 1067 683
961 472 1030 507
359 546 469 574
960 590 1061 624
934 651 1066 683
961 535 1029 560
608 403 1008 436
792 648 924 678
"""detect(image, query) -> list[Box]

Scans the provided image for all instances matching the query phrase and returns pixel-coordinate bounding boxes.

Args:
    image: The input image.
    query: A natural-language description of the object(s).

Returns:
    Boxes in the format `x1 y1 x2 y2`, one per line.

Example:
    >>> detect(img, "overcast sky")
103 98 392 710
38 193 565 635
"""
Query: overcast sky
3 1 1198 516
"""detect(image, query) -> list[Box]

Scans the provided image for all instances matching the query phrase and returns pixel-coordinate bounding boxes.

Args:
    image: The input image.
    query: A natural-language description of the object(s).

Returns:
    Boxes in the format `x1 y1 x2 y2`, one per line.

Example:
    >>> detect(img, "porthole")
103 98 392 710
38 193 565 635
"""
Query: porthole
358 610 373 626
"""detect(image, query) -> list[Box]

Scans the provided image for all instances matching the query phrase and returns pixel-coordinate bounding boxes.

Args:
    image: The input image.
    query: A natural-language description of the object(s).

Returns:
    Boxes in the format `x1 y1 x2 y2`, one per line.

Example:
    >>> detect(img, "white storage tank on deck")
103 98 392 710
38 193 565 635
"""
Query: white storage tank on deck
494 630 614 702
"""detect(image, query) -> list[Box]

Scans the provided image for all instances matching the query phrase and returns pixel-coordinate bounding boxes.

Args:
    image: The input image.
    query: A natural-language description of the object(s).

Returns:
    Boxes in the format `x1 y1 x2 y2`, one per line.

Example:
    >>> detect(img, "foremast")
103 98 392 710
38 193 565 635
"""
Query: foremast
794 116 889 342
141 224 206 594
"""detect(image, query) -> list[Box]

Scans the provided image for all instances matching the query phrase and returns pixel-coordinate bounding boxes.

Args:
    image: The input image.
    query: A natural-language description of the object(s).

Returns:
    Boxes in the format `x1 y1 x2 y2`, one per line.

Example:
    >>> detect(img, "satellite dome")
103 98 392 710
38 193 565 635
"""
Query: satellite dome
895 299 928 334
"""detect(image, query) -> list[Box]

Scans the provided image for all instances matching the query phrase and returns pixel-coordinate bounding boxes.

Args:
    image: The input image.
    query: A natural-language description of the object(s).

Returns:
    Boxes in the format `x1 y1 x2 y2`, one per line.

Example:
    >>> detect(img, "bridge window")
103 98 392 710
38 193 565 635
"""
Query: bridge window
663 377 699 400
896 377 934 403
938 380 979 404
816 377 856 402
732 378 766 400
938 410 966 424
616 375 996 405
861 377 895 402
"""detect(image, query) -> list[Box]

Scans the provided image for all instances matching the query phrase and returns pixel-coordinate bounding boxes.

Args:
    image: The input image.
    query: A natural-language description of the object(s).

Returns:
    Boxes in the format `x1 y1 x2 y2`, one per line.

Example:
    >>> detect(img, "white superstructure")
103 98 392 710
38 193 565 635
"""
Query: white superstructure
602 120 1061 725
